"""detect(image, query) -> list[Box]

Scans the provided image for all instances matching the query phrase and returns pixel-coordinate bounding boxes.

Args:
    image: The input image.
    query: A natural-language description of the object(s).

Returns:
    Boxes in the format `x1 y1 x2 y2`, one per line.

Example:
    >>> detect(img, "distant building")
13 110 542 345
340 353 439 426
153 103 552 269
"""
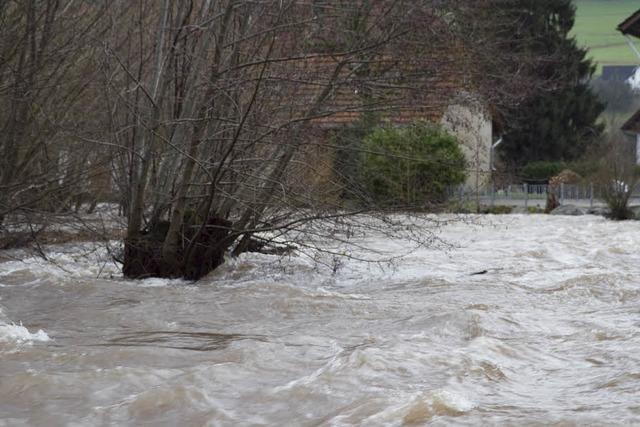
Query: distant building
618 9 640 164
283 40 494 191
621 110 640 164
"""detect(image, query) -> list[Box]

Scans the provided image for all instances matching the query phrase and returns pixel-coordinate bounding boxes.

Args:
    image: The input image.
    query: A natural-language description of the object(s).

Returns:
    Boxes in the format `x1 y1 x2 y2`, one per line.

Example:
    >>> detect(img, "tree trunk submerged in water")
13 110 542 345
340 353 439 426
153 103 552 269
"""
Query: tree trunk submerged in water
123 217 233 280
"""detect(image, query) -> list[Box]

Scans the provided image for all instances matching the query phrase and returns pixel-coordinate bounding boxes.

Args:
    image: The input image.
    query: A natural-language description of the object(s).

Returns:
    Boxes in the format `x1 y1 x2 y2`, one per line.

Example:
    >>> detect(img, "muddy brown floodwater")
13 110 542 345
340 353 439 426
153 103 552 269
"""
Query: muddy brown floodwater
2 214 640 426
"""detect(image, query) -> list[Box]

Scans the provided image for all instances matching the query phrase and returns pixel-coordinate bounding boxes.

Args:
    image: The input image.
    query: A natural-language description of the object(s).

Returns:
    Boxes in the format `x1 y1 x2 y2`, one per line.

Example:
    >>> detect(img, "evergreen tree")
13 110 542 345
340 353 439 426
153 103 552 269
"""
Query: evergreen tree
498 0 604 169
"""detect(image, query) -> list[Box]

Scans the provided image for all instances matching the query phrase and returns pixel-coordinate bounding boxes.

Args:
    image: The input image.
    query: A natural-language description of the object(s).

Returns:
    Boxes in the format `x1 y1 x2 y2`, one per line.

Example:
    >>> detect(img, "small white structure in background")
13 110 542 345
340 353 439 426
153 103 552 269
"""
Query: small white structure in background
627 67 640 90
613 179 630 195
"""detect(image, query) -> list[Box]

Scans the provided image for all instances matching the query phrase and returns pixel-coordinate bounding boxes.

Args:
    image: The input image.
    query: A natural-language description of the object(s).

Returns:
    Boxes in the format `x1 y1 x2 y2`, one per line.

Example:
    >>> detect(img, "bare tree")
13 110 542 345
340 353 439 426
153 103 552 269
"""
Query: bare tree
93 0 420 278
596 130 638 220
0 0 109 228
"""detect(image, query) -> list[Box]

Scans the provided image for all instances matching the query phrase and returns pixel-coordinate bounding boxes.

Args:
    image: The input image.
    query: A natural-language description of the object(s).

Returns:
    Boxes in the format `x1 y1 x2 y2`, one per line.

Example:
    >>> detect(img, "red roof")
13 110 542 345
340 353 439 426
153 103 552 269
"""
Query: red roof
264 48 473 130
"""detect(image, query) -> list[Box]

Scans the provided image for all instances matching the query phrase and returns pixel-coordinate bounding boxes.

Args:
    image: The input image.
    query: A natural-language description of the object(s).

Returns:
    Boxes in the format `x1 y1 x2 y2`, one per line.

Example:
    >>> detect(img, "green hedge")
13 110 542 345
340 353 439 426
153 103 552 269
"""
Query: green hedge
360 122 466 207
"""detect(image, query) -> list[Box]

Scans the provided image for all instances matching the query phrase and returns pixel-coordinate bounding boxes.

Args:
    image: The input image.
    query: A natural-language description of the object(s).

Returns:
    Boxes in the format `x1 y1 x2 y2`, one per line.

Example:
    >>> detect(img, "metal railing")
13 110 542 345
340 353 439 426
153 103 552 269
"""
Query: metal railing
448 183 612 209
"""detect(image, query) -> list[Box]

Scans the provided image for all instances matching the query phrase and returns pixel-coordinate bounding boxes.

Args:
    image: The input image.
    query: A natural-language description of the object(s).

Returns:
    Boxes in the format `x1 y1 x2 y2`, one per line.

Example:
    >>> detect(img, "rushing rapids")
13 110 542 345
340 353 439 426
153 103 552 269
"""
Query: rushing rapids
2 214 640 426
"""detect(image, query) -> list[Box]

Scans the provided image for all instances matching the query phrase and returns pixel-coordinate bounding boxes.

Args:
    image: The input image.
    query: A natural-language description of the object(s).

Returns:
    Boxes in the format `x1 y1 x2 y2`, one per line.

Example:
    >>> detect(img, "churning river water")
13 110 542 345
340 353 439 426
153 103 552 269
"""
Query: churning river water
2 214 640 426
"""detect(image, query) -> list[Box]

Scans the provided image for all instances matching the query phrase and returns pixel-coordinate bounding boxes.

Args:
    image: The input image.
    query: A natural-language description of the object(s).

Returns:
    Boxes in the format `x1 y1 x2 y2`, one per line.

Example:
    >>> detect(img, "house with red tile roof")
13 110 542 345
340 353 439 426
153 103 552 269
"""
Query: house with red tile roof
618 9 640 163
273 13 495 191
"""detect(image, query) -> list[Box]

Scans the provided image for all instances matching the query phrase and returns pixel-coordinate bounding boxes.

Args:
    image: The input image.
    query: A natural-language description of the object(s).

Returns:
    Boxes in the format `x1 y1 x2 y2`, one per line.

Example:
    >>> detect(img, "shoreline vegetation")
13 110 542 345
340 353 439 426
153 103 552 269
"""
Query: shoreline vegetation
1 203 637 258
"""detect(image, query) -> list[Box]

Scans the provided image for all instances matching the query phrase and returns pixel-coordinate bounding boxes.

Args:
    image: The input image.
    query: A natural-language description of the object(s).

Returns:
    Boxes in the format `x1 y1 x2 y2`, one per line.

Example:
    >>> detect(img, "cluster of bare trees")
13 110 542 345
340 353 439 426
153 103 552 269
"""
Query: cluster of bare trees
0 1 110 226
1 0 568 278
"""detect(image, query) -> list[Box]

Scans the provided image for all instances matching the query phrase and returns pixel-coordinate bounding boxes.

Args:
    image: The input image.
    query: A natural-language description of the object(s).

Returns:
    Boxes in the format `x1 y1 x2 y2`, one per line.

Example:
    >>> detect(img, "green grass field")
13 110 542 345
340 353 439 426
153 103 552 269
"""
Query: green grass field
573 0 639 73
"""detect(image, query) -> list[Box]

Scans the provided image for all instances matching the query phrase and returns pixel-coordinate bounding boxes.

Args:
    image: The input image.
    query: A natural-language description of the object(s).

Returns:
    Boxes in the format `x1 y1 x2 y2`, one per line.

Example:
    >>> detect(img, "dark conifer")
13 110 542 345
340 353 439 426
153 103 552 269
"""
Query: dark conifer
498 0 605 169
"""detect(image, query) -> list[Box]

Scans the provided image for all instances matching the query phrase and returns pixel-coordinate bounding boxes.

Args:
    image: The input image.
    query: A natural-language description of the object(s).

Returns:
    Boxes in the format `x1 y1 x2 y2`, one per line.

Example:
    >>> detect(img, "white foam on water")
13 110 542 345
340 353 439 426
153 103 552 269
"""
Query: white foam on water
355 389 477 426
0 321 50 343
136 278 188 288
431 389 477 413
0 242 122 281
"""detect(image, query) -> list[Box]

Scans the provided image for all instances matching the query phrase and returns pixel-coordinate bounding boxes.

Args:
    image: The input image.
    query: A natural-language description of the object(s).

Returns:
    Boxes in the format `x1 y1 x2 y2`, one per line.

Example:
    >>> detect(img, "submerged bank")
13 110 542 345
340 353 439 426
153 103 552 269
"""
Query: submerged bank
1 214 640 425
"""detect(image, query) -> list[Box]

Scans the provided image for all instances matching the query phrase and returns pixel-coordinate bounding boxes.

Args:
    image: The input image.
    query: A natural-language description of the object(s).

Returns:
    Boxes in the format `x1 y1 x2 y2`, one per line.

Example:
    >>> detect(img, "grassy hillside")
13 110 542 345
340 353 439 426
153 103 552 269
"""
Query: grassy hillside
573 0 639 73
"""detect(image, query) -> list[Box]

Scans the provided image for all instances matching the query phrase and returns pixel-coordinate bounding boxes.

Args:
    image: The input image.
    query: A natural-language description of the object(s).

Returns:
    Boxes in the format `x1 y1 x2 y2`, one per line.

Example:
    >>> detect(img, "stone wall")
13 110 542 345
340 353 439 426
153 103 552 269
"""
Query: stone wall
440 97 492 190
